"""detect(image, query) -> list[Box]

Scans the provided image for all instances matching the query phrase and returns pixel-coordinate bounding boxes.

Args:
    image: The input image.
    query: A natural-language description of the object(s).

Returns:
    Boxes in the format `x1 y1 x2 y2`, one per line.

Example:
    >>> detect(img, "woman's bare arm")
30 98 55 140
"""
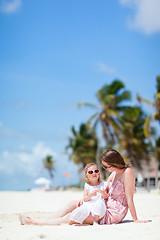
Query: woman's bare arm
124 168 149 223
124 168 138 221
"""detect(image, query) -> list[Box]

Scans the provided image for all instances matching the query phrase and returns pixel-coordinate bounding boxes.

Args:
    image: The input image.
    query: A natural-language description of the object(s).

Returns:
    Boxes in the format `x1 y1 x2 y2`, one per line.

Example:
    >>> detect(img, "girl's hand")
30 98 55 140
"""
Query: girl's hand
93 189 108 200
90 190 98 197
83 190 98 202
96 189 102 194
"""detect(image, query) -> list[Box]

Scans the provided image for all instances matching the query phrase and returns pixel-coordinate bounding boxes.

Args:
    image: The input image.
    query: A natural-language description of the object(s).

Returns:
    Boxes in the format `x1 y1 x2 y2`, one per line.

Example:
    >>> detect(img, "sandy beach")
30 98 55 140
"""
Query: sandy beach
0 189 160 240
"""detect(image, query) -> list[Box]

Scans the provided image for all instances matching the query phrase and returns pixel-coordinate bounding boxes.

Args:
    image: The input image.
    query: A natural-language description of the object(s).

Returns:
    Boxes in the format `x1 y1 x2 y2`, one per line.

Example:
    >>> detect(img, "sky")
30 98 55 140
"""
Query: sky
0 0 160 191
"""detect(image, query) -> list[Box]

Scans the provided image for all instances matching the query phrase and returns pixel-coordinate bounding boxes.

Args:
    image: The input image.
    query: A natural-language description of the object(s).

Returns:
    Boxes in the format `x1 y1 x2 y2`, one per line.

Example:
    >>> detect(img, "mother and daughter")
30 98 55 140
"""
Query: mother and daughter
19 149 148 225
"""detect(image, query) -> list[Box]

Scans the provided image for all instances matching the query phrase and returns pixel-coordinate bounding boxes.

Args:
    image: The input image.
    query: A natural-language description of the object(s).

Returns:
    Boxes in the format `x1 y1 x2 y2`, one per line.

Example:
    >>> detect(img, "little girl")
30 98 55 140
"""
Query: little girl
19 163 108 226
69 163 108 224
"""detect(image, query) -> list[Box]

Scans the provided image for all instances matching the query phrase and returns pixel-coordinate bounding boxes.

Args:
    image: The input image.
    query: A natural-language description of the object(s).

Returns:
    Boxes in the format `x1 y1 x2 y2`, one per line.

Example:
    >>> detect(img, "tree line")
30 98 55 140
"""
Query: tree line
66 76 160 180
42 76 160 185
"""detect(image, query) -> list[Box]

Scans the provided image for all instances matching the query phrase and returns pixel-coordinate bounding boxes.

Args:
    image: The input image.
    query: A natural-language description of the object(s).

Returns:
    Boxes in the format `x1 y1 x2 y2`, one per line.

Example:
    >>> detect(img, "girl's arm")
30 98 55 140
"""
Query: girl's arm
124 168 148 223
83 187 98 202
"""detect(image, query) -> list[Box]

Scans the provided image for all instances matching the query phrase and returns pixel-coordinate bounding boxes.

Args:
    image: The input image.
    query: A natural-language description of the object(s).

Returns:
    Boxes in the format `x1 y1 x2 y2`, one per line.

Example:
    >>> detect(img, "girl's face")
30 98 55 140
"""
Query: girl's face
86 165 100 183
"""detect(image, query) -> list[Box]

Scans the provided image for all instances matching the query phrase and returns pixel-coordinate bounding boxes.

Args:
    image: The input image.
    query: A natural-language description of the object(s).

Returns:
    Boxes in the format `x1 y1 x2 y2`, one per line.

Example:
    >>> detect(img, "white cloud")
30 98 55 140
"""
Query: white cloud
96 62 117 75
119 0 160 34
0 142 57 176
0 0 21 14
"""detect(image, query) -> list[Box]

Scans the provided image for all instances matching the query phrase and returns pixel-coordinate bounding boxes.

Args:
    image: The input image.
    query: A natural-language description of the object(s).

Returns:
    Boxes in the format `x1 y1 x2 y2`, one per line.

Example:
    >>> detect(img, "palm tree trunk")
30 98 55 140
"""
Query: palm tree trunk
155 161 159 188
96 130 104 177
147 171 150 192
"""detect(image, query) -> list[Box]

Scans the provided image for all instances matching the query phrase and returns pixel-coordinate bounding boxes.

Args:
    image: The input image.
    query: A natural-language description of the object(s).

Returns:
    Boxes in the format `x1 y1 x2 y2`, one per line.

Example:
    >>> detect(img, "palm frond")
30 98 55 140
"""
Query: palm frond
86 112 99 124
137 94 155 107
78 102 100 109
107 80 125 94
156 75 160 92
71 126 77 137
115 90 131 104
144 115 152 139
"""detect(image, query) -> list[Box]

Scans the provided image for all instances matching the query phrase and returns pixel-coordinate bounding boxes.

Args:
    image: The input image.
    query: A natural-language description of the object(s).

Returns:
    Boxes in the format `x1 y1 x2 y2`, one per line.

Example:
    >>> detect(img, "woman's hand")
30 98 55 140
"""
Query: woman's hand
77 199 83 207
134 219 150 223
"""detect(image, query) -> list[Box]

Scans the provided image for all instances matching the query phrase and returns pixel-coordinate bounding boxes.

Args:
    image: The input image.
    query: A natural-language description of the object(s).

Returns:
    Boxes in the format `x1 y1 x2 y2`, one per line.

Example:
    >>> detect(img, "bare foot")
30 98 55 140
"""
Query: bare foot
19 215 33 225
94 215 100 222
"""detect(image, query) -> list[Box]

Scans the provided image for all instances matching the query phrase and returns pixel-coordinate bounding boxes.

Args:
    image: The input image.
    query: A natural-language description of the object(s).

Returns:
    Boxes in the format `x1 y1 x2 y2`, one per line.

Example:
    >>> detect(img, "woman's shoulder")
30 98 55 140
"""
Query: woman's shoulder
124 167 134 175
110 171 117 179
123 167 135 181
106 172 115 183
100 181 108 189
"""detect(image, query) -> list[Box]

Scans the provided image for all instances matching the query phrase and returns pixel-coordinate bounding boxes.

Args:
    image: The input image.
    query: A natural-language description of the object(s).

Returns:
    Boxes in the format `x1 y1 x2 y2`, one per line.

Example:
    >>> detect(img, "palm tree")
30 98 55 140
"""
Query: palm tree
155 75 160 123
137 75 160 187
137 75 160 134
66 123 98 169
119 106 152 169
78 80 131 167
42 155 55 179
155 137 160 187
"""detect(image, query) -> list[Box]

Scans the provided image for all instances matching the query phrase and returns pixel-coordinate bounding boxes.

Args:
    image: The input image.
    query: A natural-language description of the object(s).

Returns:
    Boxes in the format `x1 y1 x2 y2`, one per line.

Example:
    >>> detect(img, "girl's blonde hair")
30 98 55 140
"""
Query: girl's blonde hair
84 163 101 184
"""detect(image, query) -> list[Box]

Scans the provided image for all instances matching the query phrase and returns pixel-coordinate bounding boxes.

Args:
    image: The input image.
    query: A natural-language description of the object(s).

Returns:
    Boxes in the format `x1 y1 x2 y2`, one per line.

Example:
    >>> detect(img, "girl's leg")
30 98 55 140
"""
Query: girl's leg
69 214 95 225
94 215 100 222
83 214 95 225
19 213 71 226
69 220 80 225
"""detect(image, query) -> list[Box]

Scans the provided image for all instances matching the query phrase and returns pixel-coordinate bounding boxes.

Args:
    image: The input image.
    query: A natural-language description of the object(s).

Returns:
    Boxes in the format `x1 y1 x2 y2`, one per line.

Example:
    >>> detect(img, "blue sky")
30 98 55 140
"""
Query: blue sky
0 0 160 190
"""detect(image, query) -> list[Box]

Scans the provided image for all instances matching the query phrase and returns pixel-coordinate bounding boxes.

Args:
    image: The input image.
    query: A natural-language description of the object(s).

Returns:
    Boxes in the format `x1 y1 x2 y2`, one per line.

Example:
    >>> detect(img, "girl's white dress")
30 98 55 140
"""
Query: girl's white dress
70 181 107 224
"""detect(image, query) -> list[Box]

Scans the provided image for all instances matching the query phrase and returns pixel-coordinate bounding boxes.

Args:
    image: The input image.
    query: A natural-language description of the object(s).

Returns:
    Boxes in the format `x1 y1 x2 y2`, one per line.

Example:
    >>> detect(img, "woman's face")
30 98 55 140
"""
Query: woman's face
102 161 114 172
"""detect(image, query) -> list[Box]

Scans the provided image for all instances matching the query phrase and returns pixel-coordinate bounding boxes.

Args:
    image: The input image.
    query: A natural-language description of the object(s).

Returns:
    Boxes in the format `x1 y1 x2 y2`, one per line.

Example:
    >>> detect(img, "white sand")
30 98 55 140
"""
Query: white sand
0 189 160 240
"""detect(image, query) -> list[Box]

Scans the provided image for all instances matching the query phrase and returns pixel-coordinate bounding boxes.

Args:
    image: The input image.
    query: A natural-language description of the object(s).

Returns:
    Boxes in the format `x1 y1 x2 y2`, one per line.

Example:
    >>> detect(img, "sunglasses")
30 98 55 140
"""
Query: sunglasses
102 164 112 170
87 169 99 174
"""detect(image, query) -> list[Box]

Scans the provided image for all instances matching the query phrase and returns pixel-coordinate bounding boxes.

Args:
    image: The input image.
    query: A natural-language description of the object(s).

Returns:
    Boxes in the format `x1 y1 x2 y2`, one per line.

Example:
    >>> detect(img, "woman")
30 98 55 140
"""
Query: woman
19 149 148 225
99 149 143 224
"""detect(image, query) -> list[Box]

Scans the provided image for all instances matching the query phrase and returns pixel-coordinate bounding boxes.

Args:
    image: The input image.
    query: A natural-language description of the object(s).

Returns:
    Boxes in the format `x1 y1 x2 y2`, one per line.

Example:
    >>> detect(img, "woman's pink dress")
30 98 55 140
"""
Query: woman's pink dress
99 179 128 224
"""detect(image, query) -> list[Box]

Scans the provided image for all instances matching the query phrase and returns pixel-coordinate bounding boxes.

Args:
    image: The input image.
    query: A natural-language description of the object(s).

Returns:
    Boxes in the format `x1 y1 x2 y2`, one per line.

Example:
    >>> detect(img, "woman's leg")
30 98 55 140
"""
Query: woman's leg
19 213 71 226
19 200 78 226
46 200 78 219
